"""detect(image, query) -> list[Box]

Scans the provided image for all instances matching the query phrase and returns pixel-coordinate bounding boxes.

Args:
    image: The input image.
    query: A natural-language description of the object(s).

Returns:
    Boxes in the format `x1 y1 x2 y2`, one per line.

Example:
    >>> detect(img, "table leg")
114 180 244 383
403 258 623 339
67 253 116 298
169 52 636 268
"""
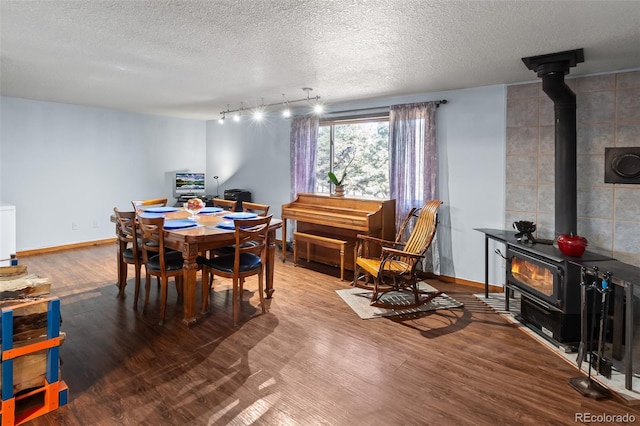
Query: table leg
484 235 489 298
505 286 510 312
612 285 624 360
116 239 127 299
625 283 634 390
266 228 276 298
181 246 199 327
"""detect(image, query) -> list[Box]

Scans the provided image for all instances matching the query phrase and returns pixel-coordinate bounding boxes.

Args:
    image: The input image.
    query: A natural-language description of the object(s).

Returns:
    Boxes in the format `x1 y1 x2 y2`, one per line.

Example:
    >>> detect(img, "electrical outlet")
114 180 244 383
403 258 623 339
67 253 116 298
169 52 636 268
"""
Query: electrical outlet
72 223 79 231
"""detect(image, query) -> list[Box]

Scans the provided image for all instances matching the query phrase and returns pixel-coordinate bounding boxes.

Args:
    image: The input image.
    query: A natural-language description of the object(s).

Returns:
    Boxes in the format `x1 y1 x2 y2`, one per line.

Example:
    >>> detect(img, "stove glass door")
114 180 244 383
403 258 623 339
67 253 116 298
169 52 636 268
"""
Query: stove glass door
510 256 554 296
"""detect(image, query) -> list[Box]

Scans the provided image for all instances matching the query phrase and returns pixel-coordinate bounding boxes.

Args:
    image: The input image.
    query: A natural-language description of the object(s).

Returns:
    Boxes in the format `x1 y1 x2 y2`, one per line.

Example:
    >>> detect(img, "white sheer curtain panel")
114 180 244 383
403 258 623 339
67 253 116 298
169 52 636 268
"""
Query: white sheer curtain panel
389 101 440 273
289 115 319 200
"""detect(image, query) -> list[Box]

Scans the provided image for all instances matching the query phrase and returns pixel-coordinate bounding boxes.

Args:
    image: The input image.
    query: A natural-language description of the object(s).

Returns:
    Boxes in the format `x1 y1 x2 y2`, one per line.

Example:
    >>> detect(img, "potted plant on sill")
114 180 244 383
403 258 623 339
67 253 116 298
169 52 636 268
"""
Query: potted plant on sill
328 172 346 197
328 146 355 197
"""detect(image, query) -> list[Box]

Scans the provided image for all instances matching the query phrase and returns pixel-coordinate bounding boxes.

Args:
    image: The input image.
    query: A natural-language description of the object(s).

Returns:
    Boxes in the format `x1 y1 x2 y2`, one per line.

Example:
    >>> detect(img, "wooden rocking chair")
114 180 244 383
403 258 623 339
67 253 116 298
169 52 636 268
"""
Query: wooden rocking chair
353 200 443 309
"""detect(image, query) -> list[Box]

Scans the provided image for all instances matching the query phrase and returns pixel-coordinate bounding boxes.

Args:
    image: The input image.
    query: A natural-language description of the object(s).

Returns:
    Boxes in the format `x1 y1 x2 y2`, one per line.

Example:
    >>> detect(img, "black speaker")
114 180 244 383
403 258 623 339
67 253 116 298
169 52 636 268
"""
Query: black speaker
224 189 252 211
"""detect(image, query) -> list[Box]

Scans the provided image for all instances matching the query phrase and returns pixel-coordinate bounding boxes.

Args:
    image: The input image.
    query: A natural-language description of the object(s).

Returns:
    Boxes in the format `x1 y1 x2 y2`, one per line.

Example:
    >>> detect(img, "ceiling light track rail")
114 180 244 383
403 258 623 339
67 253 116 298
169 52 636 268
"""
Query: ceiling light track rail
218 87 321 122
220 95 321 116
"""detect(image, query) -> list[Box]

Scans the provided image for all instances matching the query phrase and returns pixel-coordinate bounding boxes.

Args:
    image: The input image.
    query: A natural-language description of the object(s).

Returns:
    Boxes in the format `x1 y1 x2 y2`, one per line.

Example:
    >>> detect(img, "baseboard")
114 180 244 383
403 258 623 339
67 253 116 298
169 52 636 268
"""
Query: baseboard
17 238 116 257
420 272 503 293
21 236 282 258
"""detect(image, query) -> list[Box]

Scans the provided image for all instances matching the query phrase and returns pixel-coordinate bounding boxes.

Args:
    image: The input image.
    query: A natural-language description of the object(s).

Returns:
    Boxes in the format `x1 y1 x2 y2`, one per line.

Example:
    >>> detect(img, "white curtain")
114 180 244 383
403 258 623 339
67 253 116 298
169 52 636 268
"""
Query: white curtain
290 115 319 200
389 102 440 274
288 115 319 246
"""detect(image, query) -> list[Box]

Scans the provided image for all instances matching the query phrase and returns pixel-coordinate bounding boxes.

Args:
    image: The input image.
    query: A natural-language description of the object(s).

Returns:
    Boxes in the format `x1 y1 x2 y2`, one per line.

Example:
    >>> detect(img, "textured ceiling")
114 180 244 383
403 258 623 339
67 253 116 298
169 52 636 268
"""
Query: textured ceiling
1 0 639 120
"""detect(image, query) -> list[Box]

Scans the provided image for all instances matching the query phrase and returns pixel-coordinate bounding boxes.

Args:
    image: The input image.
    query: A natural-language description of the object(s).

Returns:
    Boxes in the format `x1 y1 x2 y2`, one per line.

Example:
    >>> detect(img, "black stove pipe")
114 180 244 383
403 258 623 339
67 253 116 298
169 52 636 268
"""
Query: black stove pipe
543 69 578 237
522 49 584 238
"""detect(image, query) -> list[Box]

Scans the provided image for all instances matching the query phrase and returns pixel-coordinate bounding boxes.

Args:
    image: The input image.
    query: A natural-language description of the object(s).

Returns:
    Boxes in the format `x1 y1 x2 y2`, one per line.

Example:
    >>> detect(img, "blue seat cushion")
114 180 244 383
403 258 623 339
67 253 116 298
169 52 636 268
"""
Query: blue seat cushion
213 242 259 256
213 245 235 256
147 250 184 272
197 253 262 274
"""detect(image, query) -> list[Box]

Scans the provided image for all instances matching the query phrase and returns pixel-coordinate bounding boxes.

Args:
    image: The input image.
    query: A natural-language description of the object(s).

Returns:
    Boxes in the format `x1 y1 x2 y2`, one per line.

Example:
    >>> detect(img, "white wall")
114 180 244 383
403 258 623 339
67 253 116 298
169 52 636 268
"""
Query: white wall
205 85 507 285
438 86 507 284
0 97 206 251
1 86 507 285
205 117 291 212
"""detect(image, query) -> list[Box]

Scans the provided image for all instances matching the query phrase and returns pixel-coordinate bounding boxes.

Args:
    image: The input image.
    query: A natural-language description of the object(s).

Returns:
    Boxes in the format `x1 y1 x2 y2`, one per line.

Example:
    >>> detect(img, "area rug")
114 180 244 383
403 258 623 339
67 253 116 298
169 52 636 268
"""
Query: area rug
336 282 464 319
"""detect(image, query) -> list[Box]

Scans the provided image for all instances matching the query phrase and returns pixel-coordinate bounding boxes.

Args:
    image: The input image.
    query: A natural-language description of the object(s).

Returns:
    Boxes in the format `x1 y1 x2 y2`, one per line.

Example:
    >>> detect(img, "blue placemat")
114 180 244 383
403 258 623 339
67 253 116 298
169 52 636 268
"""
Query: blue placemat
144 206 179 213
164 219 198 230
216 221 235 230
139 212 165 219
199 207 223 214
223 212 258 220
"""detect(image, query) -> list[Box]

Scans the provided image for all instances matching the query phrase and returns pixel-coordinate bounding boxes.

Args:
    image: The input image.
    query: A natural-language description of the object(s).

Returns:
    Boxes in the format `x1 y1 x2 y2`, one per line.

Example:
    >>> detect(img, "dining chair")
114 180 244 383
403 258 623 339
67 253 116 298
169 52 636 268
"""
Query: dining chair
113 208 144 307
212 202 269 259
131 198 169 213
207 198 242 264
138 215 188 325
198 215 272 326
212 198 237 212
241 202 270 216
353 200 443 309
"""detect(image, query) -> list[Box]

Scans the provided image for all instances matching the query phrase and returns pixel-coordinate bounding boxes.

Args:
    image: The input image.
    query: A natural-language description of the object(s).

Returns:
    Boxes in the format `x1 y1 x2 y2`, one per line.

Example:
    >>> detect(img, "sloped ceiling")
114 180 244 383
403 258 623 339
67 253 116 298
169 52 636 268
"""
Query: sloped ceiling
1 0 639 120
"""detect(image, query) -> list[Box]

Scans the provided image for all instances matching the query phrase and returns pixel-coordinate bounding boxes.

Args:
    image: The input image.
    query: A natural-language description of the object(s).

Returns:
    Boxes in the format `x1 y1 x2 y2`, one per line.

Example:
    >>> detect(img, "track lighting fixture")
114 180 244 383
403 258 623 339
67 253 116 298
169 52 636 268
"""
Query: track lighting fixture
281 94 291 118
218 88 322 123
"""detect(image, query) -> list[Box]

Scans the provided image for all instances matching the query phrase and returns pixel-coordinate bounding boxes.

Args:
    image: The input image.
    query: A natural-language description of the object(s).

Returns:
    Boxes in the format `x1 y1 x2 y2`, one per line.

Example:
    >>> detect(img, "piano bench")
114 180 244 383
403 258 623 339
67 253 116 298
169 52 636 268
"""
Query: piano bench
293 232 353 281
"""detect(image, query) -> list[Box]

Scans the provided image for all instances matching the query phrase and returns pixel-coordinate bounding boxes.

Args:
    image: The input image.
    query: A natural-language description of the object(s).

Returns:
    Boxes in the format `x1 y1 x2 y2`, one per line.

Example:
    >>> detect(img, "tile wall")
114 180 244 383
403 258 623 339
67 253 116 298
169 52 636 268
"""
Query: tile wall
506 70 640 267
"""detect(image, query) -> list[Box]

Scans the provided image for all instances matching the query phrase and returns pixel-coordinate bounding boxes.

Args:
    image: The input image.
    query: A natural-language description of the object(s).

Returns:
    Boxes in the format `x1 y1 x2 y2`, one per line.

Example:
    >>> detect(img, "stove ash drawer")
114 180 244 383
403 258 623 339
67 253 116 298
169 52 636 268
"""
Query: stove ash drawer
520 296 581 344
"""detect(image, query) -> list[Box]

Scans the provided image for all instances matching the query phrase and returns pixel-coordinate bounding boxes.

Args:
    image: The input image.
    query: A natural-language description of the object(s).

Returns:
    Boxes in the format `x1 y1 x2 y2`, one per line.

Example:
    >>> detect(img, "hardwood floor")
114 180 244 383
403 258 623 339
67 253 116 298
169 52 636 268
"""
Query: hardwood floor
14 243 640 425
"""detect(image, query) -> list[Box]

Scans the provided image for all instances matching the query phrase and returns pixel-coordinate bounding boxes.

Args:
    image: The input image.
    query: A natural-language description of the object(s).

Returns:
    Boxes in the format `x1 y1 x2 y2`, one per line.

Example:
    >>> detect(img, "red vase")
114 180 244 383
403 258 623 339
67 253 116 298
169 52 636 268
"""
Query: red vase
557 234 588 257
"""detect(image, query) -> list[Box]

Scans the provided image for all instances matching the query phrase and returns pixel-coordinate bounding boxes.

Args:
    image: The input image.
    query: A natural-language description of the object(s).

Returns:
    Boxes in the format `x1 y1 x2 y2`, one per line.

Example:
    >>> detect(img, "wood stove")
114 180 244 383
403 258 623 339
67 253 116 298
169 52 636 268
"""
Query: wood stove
505 242 613 348
507 244 582 345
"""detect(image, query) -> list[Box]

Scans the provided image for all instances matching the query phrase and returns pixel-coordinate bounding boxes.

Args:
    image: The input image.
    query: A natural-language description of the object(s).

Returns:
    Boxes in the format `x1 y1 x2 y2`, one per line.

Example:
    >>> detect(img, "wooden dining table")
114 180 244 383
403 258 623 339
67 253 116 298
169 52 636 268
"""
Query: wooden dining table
113 207 282 326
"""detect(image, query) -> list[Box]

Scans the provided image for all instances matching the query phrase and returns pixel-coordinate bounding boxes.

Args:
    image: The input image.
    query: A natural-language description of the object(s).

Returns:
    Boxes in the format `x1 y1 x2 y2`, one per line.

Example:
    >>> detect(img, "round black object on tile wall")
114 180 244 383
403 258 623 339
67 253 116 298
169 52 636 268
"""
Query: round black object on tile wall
605 147 640 184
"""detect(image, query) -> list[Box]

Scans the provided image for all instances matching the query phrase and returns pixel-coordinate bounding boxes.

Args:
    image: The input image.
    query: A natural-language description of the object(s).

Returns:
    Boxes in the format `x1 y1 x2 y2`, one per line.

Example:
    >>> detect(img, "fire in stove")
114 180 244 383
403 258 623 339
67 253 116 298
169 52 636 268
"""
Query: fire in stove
511 257 554 296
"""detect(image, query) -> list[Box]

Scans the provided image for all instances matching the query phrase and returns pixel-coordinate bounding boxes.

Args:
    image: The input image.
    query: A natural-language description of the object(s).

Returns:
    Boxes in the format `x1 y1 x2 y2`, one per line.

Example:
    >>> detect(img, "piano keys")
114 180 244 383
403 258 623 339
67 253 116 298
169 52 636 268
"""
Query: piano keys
281 193 395 273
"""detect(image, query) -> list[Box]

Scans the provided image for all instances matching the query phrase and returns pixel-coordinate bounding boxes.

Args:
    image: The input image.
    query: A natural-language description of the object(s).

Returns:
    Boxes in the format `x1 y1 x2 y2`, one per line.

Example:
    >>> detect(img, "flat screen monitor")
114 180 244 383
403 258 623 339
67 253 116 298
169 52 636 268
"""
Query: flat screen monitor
175 172 206 196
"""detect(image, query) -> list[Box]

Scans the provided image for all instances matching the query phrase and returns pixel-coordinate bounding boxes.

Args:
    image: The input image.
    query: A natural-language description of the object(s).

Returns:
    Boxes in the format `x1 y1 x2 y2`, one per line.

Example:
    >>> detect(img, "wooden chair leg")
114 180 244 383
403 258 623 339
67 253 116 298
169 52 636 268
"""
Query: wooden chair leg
133 264 141 310
352 263 360 287
233 277 240 326
159 276 168 325
176 278 184 304
143 273 151 312
116 246 127 298
118 264 127 298
258 271 266 314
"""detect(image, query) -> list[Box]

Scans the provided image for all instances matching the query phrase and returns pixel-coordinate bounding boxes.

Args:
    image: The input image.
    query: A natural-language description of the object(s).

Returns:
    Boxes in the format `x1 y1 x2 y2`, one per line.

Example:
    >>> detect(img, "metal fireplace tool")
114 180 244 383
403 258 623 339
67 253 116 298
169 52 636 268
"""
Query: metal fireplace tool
568 267 612 399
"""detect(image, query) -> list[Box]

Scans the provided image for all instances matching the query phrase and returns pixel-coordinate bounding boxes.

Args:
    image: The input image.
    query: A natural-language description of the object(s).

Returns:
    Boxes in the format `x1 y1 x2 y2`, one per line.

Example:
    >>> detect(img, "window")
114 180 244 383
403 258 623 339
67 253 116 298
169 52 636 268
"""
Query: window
315 117 390 198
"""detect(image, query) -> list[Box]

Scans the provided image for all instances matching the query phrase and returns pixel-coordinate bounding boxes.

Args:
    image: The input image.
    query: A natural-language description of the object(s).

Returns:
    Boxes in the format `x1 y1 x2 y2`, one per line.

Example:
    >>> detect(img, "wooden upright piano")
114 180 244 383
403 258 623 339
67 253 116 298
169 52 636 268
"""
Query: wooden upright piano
281 193 395 272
